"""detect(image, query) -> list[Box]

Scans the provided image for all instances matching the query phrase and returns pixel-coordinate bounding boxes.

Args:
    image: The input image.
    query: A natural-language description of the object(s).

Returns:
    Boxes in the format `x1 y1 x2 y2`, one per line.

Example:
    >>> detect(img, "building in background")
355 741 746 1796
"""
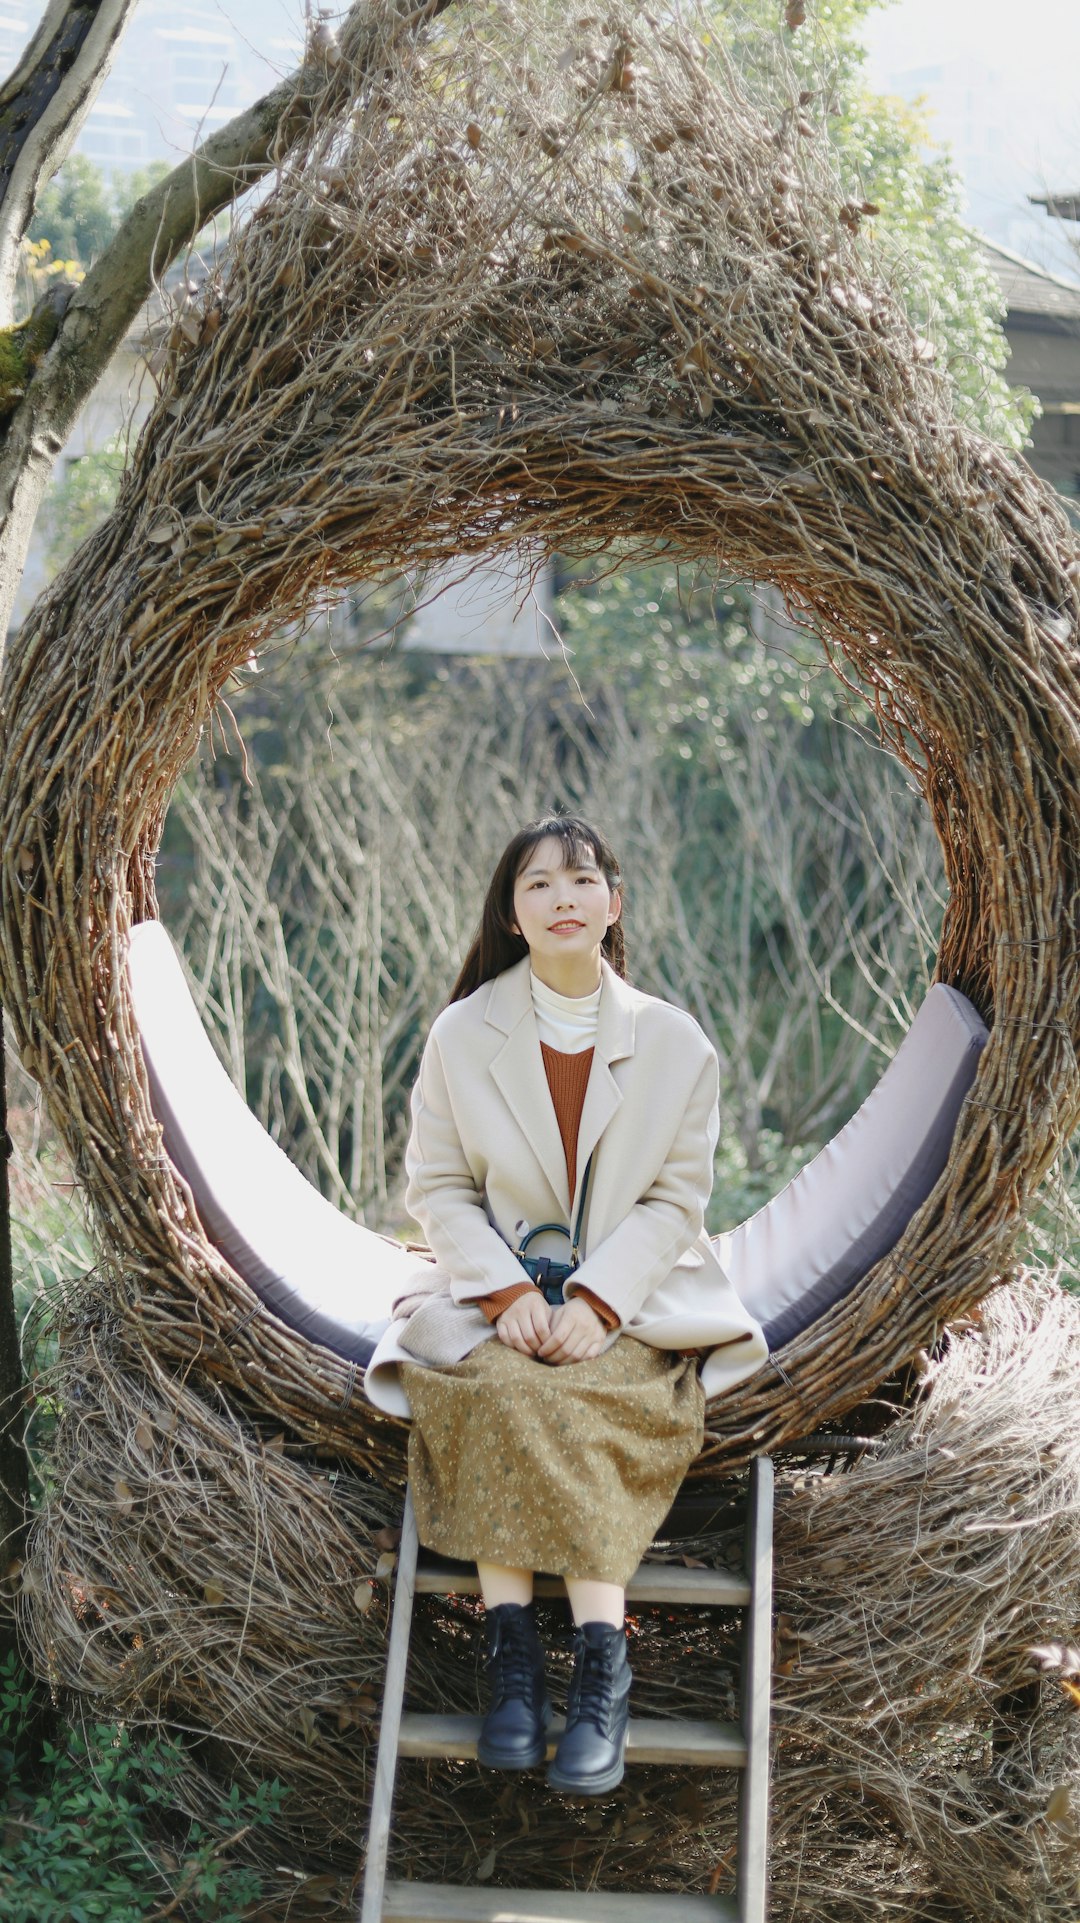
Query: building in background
0 0 298 179
87 1 288 176
981 237 1080 513
402 560 558 657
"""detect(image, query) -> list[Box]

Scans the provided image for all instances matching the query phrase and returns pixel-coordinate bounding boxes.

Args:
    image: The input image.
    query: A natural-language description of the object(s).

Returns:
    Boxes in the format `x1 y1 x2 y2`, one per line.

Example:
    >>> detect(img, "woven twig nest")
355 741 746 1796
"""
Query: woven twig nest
2 4 1076 1467
19 1276 1080 1920
2 6 1080 1905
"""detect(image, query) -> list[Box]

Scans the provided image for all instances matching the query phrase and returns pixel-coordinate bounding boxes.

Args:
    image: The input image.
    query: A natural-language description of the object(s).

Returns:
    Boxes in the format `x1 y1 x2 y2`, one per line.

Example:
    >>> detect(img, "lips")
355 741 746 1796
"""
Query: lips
549 920 584 931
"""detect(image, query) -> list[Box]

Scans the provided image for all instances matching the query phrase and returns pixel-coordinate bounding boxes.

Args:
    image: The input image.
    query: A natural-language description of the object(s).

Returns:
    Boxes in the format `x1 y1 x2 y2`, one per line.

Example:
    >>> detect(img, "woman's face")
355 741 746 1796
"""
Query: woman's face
510 835 621 970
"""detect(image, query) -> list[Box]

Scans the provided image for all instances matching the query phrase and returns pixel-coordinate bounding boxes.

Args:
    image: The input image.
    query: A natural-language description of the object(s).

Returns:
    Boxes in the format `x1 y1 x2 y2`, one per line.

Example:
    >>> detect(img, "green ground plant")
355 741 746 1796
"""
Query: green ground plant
0 1654 285 1923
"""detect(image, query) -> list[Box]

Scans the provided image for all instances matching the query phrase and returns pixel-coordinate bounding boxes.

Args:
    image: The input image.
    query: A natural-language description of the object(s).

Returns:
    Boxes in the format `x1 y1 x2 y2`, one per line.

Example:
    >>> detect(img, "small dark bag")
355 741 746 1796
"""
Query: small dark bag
515 1155 594 1306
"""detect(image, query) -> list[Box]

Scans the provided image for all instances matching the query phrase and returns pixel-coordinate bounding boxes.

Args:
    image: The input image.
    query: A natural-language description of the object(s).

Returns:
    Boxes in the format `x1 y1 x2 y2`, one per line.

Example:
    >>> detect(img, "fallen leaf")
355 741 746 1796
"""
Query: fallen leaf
373 1525 401 1552
708 1853 736 1894
466 122 482 150
203 1581 226 1607
1046 1784 1072 1830
375 1552 397 1581
337 1691 379 1731
133 1418 154 1454
298 1705 317 1745
146 520 174 544
114 1479 135 1515
785 1 807 27
265 1431 286 1455
476 1849 497 1882
353 1582 374 1614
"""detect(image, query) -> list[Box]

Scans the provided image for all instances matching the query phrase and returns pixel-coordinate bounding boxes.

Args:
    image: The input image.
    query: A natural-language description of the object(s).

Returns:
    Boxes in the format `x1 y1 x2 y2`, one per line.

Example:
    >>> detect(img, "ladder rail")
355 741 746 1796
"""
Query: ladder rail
736 1455 774 1923
360 1464 773 1922
359 1486 420 1923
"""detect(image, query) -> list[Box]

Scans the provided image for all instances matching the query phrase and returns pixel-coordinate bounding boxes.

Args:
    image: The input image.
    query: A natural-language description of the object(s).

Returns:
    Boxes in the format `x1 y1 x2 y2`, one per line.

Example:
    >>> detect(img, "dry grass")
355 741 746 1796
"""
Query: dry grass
16 1278 1079 1921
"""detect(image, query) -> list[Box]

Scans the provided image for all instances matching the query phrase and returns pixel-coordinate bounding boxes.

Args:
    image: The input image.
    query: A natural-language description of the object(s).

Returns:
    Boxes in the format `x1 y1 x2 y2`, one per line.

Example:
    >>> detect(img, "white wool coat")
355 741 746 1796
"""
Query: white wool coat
363 956 768 1417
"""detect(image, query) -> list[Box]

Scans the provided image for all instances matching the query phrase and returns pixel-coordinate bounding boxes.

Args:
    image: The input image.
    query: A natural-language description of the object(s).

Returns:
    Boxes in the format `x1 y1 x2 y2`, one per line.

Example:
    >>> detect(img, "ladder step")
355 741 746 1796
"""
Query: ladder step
415 1560 751 1609
397 1713 747 1768
382 1881 738 1922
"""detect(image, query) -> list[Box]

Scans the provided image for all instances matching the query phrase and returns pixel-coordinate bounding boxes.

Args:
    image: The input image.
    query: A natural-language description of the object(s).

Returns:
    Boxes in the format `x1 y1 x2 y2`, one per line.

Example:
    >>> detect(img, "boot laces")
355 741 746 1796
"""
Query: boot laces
487 1614 536 1705
570 1637 616 1731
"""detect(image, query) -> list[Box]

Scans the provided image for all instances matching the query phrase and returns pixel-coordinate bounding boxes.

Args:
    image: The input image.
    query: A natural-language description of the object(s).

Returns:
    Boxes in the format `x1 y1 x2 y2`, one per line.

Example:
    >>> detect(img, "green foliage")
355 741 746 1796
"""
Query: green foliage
26 158 171 271
554 559 845 759
0 1653 285 1923
706 0 1032 446
112 163 173 225
836 90 1033 448
27 155 116 267
38 437 126 579
710 1126 817 1234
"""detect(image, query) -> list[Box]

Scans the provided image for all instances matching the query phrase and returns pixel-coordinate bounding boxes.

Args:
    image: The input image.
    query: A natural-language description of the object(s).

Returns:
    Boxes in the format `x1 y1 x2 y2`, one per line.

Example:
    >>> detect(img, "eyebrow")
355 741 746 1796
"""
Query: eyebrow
519 861 601 879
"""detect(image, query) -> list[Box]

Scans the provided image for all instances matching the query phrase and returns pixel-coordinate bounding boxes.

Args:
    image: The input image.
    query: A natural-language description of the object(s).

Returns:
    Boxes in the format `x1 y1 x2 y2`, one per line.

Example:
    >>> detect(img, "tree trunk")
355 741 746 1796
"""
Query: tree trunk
0 0 143 325
0 0 453 649
0 1003 27 1667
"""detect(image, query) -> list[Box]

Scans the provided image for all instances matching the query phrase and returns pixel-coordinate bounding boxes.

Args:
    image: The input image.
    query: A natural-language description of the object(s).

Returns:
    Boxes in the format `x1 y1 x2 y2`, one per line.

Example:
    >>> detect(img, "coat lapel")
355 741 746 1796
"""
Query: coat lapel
573 960 636 1222
485 955 639 1229
487 960 570 1215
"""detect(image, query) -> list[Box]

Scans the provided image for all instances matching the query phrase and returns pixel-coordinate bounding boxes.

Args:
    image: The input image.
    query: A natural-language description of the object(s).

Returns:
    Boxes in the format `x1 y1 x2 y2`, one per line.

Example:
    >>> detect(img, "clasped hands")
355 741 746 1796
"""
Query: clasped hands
495 1288 607 1364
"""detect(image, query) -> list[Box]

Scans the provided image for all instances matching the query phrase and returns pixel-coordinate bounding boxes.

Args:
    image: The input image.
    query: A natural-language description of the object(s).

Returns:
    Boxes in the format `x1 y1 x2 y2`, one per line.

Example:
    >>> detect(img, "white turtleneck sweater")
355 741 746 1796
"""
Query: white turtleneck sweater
530 971 601 1053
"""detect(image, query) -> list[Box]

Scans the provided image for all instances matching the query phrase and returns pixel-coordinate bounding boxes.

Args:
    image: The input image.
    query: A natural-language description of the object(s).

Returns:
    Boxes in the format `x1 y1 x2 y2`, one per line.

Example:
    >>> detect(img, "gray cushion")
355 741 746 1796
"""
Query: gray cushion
130 921 988 1373
126 921 418 1367
714 983 989 1348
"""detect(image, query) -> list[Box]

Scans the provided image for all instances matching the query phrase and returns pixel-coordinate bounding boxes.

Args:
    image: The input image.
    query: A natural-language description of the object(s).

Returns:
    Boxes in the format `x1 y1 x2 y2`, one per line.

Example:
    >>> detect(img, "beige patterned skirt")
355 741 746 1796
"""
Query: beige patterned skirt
401 1336 705 1587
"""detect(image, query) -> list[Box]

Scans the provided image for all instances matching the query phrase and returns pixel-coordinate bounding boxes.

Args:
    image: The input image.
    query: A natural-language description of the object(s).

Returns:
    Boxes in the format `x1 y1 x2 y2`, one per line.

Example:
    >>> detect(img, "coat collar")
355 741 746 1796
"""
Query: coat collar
485 956 637 1219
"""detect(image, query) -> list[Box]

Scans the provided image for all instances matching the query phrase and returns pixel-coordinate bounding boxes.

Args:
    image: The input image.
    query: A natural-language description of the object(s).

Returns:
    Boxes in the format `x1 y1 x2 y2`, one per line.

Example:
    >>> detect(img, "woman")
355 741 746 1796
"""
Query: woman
364 815 767 1796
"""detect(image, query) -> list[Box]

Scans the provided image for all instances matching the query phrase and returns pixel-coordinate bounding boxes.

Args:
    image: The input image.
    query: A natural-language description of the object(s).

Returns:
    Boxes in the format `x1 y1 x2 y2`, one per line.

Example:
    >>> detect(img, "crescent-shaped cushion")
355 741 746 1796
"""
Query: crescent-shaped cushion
127 920 413 1367
717 982 988 1347
129 921 987 1377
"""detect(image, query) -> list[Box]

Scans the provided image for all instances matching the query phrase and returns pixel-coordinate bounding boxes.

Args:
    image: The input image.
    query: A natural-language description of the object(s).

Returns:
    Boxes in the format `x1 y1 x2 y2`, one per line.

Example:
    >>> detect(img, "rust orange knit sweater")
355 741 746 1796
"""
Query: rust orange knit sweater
479 1044 618 1329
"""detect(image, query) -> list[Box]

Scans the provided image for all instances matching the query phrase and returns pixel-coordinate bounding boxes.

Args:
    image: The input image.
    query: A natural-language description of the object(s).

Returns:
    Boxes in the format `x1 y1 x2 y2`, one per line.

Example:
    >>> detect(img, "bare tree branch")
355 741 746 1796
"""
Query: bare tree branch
0 0 453 650
0 0 142 325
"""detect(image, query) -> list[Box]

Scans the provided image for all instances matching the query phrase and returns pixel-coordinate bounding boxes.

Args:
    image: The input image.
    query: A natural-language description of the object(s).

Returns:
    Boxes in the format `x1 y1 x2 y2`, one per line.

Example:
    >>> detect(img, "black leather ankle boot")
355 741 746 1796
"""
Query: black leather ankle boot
477 1602 552 1770
546 1621 632 1795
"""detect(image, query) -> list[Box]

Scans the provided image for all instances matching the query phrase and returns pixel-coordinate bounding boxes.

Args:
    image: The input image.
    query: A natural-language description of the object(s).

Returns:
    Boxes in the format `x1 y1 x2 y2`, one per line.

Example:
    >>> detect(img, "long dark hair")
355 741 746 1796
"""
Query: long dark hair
448 814 627 1003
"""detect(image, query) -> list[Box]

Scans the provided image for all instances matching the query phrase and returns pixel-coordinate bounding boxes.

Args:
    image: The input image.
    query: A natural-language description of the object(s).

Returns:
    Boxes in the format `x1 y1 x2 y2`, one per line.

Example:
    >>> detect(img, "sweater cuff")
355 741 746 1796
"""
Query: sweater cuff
575 1287 621 1332
479 1283 539 1324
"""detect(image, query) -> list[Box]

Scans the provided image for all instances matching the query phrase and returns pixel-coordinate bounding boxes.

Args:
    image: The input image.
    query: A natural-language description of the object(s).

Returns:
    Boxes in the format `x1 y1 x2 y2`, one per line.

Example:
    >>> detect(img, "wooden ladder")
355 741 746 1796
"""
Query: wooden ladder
359 1455 773 1923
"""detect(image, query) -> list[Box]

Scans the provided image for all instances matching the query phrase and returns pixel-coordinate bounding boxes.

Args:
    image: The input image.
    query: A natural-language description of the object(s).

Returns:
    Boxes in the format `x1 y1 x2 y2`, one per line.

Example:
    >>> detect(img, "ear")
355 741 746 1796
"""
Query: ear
607 890 622 927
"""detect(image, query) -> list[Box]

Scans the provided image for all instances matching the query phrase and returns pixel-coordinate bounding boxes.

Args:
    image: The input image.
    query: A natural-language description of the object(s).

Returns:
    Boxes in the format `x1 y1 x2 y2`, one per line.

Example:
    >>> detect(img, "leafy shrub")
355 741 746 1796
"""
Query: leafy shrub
0 1654 285 1923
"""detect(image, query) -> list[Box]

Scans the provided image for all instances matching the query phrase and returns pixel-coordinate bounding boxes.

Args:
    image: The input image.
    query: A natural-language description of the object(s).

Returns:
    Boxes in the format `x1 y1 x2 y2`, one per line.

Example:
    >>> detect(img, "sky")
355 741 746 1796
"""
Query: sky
860 0 1080 93
860 0 1080 271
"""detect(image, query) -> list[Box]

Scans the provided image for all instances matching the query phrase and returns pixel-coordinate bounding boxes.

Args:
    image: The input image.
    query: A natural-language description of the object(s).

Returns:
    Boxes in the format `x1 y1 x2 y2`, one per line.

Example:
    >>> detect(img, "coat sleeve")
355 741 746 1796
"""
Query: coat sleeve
563 1041 719 1329
404 1025 534 1300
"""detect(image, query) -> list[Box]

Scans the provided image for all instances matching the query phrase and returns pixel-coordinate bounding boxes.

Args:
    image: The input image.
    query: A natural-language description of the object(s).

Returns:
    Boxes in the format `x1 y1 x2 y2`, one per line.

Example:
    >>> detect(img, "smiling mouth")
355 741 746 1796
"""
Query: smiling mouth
549 921 584 931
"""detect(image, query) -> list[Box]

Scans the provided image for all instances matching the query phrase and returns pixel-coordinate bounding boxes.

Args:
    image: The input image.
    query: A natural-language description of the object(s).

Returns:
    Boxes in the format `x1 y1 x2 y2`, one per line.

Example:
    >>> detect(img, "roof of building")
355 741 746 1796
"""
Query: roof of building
1030 193 1080 223
979 236 1080 326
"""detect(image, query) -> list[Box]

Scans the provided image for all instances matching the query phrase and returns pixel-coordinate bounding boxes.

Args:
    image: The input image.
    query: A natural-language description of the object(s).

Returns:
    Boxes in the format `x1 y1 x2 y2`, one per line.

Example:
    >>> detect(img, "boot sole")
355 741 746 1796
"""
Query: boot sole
546 1735 628 1797
477 1705 553 1771
476 1739 548 1770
